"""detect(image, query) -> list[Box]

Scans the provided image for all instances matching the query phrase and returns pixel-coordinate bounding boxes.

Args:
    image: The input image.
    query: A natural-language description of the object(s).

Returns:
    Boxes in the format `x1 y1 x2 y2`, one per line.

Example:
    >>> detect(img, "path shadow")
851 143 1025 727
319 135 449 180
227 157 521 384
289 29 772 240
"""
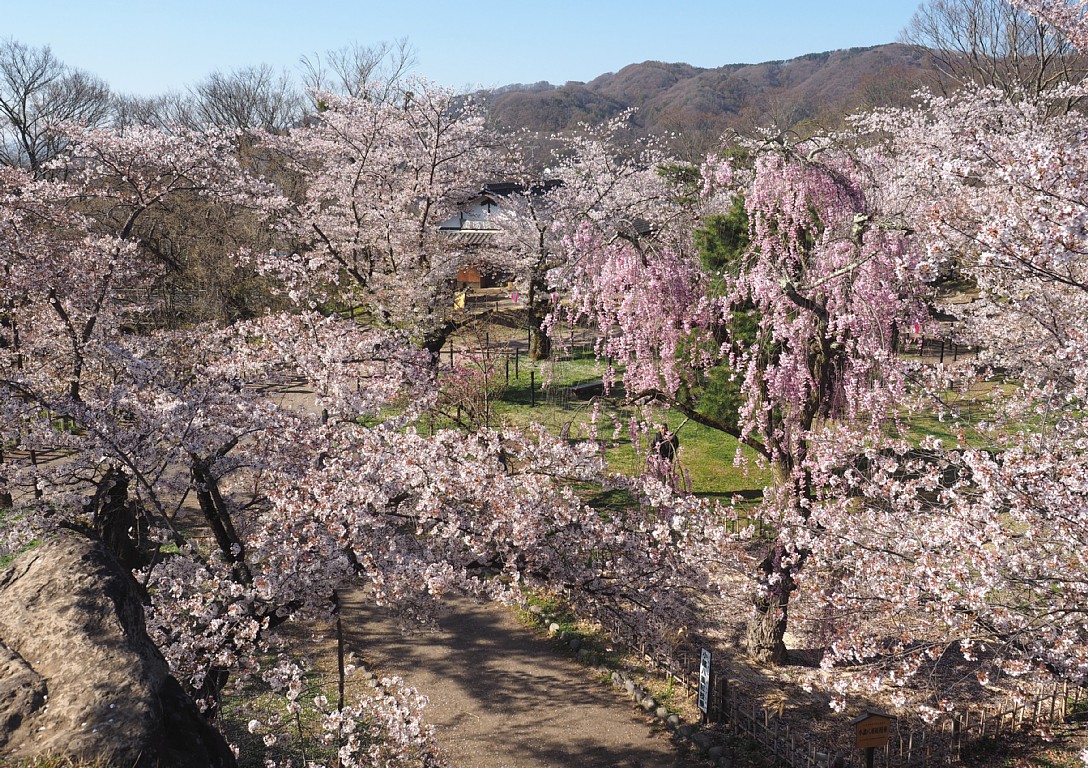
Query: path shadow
341 592 700 768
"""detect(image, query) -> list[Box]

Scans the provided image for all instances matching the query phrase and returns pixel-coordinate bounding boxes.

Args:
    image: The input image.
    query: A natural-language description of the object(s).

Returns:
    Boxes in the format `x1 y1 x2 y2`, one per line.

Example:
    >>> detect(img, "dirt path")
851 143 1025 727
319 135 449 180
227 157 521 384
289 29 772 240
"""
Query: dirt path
341 592 699 768
256 384 698 765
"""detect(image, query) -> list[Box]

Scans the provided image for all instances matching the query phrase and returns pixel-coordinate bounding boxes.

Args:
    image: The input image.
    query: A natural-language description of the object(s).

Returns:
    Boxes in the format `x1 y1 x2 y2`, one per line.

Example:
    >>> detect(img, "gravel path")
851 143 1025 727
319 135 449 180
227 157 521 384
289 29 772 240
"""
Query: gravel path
341 592 698 768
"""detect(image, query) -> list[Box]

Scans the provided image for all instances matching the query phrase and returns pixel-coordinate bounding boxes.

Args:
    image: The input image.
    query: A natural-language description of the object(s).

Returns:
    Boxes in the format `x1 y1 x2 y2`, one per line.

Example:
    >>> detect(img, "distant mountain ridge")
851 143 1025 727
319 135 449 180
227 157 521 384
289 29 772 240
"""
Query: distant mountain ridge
478 44 933 144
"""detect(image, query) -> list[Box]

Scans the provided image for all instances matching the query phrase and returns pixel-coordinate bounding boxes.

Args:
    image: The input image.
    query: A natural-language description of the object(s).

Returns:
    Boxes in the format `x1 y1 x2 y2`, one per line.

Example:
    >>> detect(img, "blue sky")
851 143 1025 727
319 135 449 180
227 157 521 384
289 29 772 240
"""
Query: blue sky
6 1 924 96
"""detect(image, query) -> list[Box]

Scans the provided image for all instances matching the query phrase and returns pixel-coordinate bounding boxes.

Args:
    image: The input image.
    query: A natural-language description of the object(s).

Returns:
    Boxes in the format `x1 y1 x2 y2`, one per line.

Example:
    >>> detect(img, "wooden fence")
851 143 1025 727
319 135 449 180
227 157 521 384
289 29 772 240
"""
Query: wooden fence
628 642 1083 767
896 332 976 365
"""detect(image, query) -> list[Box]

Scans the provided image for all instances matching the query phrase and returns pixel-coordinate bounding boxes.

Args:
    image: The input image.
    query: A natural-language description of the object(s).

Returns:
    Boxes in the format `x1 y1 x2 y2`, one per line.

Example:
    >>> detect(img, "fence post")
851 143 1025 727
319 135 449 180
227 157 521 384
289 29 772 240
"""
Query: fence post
530 371 536 407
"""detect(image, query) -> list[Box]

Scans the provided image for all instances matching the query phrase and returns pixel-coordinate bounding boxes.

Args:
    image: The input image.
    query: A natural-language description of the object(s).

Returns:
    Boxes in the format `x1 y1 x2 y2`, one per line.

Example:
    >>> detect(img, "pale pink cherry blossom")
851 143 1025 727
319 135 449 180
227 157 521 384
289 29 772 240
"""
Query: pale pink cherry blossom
253 81 501 355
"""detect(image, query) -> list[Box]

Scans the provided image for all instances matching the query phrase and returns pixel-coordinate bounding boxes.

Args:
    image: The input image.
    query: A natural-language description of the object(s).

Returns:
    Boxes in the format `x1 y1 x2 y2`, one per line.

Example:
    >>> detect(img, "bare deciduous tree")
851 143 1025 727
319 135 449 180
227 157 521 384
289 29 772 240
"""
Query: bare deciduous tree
299 38 416 106
110 92 196 132
902 0 1088 110
186 64 304 132
0 39 111 175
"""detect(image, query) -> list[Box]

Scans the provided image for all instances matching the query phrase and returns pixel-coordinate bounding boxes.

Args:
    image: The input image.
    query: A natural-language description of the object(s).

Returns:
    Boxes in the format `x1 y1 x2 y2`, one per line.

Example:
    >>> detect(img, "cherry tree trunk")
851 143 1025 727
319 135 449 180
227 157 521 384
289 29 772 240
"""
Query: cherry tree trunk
0 459 11 509
526 278 551 361
528 325 551 361
190 459 252 585
422 321 457 366
745 589 791 665
745 537 798 665
88 468 149 572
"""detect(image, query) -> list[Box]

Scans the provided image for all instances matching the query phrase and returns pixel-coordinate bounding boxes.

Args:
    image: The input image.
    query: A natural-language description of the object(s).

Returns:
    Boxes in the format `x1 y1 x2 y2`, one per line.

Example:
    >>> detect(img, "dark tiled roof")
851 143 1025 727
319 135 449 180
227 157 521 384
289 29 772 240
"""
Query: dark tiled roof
441 230 499 246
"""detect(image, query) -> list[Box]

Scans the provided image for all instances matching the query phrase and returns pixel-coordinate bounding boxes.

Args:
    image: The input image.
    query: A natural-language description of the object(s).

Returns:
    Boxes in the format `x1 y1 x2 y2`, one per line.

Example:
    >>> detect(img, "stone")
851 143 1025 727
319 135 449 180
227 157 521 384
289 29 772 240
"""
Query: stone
655 706 669 719
677 724 693 738
666 713 681 728
0 531 236 767
708 745 724 759
548 622 560 634
693 730 714 750
568 637 581 652
0 642 46 736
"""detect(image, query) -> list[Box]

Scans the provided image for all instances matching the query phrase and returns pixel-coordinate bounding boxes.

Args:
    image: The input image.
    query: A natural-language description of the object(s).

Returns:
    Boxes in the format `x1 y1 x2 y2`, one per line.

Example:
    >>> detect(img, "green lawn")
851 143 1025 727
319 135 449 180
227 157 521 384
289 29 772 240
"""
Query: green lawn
443 347 772 499
899 379 1021 450
436 325 1033 503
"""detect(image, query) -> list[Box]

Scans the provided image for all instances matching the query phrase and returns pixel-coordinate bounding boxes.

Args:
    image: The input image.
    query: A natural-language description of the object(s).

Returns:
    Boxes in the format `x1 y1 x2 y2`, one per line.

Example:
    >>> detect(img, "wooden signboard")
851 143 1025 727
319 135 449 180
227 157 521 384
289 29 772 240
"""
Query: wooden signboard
852 711 893 749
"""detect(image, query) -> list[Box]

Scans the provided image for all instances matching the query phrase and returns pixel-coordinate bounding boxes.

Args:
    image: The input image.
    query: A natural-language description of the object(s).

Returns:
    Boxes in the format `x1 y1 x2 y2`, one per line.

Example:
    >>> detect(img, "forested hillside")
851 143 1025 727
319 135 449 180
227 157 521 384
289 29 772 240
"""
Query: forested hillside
478 43 934 145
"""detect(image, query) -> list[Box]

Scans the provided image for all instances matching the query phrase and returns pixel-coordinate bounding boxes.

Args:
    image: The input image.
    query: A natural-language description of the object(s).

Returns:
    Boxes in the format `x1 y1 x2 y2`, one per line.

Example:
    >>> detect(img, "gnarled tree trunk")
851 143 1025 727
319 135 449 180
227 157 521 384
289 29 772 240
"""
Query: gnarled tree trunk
528 324 551 361
745 593 790 665
88 466 150 571
744 538 800 664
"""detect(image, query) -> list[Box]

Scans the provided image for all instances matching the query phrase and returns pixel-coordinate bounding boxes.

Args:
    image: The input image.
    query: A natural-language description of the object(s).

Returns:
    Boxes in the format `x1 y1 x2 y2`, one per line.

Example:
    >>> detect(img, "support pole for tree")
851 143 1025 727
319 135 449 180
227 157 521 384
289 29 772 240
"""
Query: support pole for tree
333 589 346 761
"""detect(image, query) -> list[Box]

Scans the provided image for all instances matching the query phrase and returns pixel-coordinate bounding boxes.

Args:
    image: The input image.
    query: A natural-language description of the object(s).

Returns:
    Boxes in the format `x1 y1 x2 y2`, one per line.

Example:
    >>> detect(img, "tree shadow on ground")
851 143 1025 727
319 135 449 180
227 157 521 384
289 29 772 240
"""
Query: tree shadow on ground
342 592 704 768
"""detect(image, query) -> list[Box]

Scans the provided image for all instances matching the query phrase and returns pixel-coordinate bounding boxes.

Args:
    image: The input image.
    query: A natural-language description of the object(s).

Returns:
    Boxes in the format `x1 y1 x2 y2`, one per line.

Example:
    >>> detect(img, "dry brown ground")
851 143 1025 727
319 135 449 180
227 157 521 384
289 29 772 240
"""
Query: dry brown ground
339 591 706 768
689 582 1088 768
